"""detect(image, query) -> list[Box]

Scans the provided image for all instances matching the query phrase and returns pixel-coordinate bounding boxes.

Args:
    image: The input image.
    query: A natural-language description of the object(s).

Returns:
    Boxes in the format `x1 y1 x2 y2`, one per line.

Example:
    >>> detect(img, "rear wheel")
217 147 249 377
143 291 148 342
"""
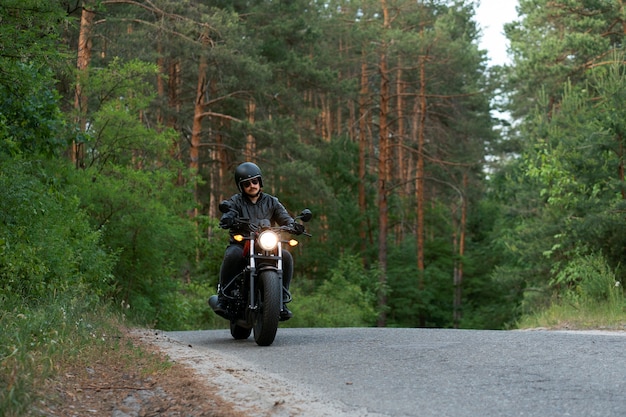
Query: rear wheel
230 322 252 340
253 270 281 346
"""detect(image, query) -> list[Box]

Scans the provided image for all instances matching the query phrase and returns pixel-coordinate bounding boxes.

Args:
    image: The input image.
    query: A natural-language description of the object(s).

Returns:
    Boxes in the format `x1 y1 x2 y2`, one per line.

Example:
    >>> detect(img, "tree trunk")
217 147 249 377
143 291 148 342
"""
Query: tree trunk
190 38 209 217
245 99 256 160
395 64 405 244
73 1 95 169
416 54 427 327
377 0 391 327
358 51 369 258
617 134 626 200
453 172 467 328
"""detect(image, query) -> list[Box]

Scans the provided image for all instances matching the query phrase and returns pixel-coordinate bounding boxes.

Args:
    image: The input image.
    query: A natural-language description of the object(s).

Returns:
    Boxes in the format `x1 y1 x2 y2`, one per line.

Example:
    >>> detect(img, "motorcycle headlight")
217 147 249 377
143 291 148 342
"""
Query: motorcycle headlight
258 230 279 251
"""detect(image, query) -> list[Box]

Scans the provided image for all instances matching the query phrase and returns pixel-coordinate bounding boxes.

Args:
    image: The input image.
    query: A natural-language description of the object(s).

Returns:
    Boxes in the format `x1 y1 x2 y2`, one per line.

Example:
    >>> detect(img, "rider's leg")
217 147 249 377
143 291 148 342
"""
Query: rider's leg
219 243 245 297
282 249 293 301
280 250 294 321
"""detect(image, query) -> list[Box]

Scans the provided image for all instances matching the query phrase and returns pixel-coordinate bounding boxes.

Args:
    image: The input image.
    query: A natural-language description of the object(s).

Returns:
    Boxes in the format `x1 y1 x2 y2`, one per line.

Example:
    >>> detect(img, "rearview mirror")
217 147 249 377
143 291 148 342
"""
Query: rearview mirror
298 209 312 223
219 200 232 214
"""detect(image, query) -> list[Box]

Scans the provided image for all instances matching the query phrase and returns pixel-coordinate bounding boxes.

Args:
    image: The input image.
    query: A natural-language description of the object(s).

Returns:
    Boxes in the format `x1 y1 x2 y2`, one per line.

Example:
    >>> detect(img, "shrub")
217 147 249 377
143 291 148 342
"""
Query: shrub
287 253 379 327
0 158 116 304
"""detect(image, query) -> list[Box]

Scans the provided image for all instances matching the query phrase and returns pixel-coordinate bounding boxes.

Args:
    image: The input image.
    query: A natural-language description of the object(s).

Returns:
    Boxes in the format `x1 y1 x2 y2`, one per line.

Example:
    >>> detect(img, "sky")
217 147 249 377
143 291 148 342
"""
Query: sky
474 0 519 66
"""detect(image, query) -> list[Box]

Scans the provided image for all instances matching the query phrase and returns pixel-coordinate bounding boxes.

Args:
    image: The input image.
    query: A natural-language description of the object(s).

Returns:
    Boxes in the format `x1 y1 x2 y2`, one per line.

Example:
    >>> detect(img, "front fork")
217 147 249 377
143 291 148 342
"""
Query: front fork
248 267 284 311
248 240 284 312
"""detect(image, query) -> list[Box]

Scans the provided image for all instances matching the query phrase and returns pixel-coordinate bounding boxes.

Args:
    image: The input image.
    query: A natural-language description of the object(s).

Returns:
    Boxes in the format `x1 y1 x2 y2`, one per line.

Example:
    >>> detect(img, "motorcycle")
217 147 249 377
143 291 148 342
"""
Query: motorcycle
209 201 312 346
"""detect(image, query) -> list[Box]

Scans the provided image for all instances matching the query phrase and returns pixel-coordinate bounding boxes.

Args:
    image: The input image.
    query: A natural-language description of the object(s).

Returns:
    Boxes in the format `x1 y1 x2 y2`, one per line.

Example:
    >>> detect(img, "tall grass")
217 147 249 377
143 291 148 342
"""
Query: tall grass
516 297 626 330
517 252 626 330
0 296 119 416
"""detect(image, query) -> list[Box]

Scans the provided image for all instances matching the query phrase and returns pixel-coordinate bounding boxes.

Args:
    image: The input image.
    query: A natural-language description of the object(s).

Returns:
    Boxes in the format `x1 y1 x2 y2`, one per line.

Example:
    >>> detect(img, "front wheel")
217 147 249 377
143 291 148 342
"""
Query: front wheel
253 270 281 346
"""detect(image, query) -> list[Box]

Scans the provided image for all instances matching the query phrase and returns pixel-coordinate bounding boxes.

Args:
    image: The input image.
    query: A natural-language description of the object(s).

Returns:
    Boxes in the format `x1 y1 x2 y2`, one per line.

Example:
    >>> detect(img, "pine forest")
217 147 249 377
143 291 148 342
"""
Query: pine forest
2 0 626 332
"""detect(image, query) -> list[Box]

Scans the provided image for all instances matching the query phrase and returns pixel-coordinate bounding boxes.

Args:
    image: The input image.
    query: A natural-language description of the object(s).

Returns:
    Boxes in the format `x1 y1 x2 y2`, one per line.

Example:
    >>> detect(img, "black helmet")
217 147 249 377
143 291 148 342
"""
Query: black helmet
234 162 263 192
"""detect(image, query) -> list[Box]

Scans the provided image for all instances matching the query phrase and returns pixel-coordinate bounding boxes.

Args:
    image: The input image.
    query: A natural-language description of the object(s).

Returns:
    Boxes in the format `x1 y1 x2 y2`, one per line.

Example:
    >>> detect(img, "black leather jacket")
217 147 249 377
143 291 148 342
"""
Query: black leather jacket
220 192 294 239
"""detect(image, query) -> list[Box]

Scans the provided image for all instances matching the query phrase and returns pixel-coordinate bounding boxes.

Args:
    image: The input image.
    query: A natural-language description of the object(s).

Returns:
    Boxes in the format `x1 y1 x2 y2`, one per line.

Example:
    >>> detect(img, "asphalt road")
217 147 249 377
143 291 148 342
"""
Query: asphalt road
161 327 626 417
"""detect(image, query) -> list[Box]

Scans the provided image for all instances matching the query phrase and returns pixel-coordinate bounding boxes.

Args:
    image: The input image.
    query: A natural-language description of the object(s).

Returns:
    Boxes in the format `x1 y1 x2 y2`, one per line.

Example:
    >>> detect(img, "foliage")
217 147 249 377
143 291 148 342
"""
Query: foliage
0 0 67 86
58 0 499 330
0 158 116 303
0 0 69 156
64 57 202 329
551 251 623 307
516 298 626 331
386 233 455 328
505 0 623 119
494 1 626 321
0 64 67 157
73 164 198 329
513 58 626 304
9 0 626 333
286 253 379 328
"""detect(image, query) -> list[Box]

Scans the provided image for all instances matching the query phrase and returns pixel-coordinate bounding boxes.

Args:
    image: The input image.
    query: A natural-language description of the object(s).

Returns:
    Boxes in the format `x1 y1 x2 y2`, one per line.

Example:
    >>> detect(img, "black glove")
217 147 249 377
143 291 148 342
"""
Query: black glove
292 223 305 235
219 214 236 229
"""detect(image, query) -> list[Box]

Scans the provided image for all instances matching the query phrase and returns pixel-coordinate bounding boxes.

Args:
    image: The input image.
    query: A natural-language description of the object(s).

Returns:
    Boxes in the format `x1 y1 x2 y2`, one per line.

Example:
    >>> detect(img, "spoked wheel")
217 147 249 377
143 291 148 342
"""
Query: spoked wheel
253 270 281 346
230 321 252 340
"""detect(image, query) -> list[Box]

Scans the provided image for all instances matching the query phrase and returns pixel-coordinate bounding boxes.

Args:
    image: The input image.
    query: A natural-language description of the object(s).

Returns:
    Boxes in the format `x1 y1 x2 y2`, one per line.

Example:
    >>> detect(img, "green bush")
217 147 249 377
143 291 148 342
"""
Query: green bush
72 165 199 329
286 253 379 327
551 251 623 307
0 63 67 157
0 158 116 304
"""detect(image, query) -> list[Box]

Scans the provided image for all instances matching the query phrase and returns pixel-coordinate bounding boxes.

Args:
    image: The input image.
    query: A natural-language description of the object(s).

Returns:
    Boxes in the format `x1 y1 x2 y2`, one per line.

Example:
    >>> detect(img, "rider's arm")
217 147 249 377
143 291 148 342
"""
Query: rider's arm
270 196 295 227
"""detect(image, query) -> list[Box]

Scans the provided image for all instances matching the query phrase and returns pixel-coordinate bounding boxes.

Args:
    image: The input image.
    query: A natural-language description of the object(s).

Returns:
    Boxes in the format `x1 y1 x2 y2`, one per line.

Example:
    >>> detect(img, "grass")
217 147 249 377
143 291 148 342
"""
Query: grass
0 296 172 417
516 297 626 331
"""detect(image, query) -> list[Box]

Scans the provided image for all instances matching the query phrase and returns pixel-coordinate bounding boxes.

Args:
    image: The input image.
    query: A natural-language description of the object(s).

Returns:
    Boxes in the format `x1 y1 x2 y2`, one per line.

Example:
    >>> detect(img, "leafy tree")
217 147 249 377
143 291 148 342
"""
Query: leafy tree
0 0 70 156
0 0 509 330
0 65 67 156
65 58 201 328
0 157 116 304
522 60 626 283
0 0 67 91
498 0 626 314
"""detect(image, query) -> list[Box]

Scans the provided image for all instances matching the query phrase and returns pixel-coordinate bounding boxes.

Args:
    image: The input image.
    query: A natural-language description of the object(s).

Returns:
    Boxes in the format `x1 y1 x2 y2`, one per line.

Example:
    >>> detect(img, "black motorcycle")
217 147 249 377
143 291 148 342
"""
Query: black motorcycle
209 202 312 346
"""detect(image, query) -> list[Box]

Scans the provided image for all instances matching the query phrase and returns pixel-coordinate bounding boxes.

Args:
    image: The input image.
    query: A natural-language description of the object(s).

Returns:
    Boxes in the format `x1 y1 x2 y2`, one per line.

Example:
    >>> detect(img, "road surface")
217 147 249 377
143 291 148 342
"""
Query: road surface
137 327 626 417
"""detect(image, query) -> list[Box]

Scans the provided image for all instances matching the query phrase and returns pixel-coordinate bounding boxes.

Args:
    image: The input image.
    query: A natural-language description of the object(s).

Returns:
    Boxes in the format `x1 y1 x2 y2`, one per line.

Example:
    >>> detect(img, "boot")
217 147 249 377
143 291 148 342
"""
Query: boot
279 288 293 321
208 295 229 319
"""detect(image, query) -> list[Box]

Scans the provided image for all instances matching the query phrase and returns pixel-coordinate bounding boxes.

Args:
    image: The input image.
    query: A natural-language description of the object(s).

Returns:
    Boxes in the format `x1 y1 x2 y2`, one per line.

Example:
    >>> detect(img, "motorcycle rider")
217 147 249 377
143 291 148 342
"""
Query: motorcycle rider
215 162 304 321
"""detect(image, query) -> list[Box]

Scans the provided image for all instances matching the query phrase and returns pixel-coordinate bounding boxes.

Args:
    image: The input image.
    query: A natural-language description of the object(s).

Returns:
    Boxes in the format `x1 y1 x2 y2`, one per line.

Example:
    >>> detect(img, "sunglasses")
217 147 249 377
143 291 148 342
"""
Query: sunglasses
240 178 260 188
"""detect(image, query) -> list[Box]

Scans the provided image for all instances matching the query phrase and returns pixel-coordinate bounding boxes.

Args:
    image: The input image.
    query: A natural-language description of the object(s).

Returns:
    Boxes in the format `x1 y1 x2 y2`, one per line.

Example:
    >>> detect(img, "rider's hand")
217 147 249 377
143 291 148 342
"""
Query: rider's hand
292 223 305 235
219 214 236 229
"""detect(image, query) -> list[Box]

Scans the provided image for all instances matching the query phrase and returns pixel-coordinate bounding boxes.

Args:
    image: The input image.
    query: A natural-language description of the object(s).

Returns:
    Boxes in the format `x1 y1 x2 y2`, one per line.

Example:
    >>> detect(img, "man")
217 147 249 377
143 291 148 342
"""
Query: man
216 162 302 320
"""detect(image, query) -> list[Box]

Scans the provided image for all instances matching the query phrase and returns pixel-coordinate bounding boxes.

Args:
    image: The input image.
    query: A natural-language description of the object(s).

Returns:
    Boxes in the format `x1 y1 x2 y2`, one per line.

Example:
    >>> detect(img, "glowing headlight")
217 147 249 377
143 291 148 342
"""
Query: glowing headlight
258 230 279 251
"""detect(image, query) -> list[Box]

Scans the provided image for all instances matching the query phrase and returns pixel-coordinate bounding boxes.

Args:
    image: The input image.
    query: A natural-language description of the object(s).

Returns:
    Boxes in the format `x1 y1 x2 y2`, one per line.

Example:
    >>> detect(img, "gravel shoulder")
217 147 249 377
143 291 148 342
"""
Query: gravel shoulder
132 328 382 417
37 328 243 417
38 326 371 417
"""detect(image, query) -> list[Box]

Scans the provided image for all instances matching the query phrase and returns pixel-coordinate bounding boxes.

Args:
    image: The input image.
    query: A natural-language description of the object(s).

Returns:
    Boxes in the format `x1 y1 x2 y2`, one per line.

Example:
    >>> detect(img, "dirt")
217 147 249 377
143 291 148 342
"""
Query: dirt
35 328 351 417
35 328 245 417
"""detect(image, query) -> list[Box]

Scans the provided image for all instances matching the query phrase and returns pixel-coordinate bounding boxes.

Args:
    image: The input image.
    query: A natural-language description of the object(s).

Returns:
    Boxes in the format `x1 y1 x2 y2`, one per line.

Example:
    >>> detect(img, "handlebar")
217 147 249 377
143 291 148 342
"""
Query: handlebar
219 200 312 236
229 220 310 237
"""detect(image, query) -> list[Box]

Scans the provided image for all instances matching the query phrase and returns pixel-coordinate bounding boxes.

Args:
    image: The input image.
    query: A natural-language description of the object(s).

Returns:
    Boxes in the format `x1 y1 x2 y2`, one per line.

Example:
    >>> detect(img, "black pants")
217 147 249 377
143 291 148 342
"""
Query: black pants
219 243 293 300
